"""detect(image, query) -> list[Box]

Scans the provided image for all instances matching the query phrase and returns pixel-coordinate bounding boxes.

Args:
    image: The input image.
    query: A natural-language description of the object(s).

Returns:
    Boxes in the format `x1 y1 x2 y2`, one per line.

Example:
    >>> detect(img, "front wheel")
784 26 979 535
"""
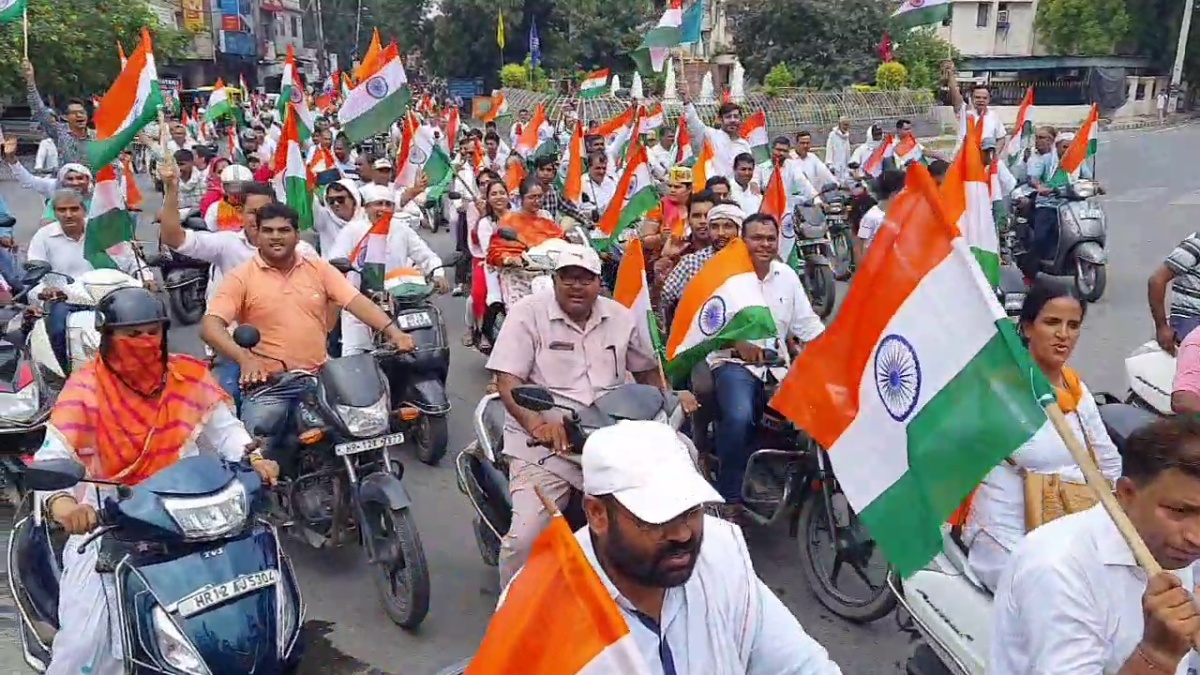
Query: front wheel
830 230 855 281
168 282 206 325
1074 260 1107 303
413 414 450 465
805 264 837 319
365 504 431 630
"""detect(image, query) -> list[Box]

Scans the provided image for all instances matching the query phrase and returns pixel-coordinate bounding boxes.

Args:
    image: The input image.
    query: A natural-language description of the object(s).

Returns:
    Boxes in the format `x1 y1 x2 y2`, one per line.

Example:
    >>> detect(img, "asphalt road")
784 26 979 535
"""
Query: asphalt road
0 121 1191 673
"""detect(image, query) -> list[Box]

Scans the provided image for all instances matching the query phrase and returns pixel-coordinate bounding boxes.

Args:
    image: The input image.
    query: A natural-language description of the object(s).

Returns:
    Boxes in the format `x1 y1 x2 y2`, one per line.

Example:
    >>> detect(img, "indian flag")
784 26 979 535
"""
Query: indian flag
394 112 420 187
740 110 769 163
639 103 665 134
691 138 716 190
1047 104 1099 188
595 140 659 251
351 211 391 293
892 0 952 28
339 42 411 144
1001 87 1035 168
614 238 666 364
399 115 453 190
226 126 245 164
84 165 137 269
632 0 683 73
354 28 384 83
863 134 895 177
385 267 427 295
89 29 163 170
942 117 998 286
272 106 314 230
277 44 314 142
478 91 509 124
769 165 1055 577
562 120 585 203
467 515 651 675
205 79 236 122
0 0 24 23
514 103 552 159
442 106 460 154
673 121 694 166
580 69 610 100
759 162 793 264
664 238 777 381
894 135 924 167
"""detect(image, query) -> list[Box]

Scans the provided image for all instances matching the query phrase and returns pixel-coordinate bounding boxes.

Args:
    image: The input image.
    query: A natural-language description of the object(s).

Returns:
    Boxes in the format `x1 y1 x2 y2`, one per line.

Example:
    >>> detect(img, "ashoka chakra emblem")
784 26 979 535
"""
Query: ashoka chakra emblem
698 297 727 336
289 86 304 104
874 334 921 422
408 146 428 165
781 213 796 239
365 76 390 100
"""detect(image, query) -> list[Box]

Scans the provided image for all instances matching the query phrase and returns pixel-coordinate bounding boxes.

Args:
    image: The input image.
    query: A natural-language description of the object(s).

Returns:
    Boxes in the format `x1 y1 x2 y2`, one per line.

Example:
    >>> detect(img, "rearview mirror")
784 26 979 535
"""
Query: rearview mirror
22 459 86 492
21 260 52 287
511 385 556 413
232 325 261 349
847 162 860 170
328 258 356 275
496 228 520 242
447 191 462 200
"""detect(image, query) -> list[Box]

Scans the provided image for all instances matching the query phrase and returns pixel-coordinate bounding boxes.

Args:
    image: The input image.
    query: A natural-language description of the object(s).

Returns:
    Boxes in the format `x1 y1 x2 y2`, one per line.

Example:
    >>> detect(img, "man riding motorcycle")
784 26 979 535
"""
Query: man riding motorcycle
32 286 278 675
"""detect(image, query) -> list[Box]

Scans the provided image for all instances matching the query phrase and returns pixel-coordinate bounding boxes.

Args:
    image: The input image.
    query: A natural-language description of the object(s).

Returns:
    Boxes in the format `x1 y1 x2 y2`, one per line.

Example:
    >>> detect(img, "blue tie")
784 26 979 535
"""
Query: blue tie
630 609 677 675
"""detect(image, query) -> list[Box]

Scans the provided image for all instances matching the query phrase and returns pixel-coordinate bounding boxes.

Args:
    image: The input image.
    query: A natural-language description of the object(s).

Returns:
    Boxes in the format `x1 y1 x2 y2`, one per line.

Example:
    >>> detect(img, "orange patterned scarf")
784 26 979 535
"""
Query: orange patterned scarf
486 210 564 267
50 355 232 485
216 200 243 232
1056 366 1084 414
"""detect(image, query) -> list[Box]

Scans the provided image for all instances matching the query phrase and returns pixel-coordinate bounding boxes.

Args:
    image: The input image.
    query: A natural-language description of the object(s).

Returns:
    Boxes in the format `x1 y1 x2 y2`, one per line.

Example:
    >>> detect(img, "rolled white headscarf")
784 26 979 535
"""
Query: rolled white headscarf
707 203 746 226
358 183 396 205
56 163 92 186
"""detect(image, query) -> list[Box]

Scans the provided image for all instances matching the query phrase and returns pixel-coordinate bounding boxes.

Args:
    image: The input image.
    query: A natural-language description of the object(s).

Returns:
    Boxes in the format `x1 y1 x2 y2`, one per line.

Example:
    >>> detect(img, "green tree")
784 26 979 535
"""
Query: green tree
318 0 433 72
726 0 893 89
762 63 795 96
875 62 908 89
0 0 190 97
893 28 956 92
1036 0 1131 55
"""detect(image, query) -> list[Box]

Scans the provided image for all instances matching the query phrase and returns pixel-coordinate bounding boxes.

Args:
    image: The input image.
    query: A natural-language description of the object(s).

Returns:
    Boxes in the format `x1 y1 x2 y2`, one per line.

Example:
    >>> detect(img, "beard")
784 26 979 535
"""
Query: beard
601 519 703 589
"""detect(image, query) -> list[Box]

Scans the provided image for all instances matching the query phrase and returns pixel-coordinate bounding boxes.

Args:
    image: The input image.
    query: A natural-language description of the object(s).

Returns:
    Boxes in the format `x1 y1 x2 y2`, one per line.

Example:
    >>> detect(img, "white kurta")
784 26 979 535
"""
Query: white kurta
33 404 251 675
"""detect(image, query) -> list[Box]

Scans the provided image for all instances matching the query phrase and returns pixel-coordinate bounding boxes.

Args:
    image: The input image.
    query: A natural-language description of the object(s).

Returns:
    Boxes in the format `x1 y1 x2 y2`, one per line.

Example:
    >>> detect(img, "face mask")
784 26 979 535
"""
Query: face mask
103 333 166 396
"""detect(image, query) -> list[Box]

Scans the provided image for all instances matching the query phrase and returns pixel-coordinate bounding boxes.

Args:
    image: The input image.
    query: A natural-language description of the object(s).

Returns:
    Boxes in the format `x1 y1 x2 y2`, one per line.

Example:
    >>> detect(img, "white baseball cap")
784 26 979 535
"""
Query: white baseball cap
553 243 603 275
583 421 723 525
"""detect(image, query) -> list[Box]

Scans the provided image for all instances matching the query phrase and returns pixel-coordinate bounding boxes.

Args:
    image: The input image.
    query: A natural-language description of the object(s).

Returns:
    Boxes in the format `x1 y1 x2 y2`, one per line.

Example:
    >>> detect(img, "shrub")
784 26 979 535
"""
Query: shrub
499 64 528 89
875 62 909 90
762 63 796 97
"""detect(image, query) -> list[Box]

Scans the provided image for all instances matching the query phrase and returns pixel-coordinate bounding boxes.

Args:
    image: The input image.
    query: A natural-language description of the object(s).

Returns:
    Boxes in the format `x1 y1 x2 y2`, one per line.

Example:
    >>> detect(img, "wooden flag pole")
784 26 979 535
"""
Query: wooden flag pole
22 7 28 58
1044 402 1162 575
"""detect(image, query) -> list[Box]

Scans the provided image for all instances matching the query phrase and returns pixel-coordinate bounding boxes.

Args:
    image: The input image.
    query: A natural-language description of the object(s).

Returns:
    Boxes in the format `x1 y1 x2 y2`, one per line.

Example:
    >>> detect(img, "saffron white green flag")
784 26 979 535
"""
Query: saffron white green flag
664 238 777 381
384 267 428 296
272 107 314 230
942 118 999 285
770 166 1054 577
88 29 163 170
580 69 610 100
205 79 236 122
0 0 26 24
1047 104 1099 188
339 43 411 144
277 44 314 143
84 165 138 270
740 111 769 163
891 0 952 28
351 212 390 293
632 0 683 73
594 141 660 251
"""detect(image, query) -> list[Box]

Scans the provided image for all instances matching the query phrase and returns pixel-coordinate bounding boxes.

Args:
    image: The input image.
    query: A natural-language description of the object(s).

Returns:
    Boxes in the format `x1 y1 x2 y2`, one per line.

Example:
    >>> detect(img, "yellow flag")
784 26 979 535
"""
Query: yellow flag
497 11 505 49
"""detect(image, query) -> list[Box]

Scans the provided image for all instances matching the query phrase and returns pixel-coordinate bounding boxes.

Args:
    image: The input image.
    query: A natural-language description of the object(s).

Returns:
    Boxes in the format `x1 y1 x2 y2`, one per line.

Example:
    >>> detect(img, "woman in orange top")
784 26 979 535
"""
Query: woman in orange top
486 176 565 268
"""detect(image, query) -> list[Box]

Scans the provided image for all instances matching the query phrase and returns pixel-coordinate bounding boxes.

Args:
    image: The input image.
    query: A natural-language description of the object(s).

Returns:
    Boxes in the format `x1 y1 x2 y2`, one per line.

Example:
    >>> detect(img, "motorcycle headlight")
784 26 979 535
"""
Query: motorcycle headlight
336 395 389 438
0 379 39 422
1072 182 1096 199
151 605 210 675
162 480 248 541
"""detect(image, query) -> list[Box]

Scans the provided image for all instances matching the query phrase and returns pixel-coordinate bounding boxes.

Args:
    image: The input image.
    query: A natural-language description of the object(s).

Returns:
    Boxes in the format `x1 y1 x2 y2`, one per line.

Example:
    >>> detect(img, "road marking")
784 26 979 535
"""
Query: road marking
1171 191 1200 206
1104 187 1169 203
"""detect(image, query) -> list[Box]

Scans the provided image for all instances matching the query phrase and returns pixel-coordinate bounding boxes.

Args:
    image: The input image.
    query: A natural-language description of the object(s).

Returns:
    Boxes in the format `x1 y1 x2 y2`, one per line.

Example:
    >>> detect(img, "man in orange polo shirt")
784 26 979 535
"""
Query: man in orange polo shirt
201 202 415 458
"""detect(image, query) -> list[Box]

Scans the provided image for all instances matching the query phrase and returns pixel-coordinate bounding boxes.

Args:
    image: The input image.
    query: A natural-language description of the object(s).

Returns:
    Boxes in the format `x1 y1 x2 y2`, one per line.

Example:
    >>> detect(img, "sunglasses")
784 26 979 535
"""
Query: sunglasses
327 196 349 205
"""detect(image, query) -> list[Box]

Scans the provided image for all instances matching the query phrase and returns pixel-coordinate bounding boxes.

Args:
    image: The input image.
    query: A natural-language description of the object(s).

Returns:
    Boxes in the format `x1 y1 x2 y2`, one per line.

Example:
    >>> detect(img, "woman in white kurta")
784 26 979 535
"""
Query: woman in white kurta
964 283 1121 591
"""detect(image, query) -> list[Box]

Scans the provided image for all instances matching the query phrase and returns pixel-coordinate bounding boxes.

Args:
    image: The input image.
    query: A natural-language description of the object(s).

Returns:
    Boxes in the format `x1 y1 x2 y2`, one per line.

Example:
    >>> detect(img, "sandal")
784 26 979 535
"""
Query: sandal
461 330 476 347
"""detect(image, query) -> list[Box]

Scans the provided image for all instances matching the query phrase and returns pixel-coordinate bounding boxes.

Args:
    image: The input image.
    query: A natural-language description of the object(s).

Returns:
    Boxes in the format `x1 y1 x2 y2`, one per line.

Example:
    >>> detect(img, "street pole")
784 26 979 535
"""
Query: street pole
353 0 363 60
311 0 329 79
1171 0 1195 93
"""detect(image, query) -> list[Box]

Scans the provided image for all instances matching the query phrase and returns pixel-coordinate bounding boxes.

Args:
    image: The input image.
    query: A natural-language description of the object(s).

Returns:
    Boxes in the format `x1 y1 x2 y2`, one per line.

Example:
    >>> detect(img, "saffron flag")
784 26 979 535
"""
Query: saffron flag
614 238 666 364
941 117 999 285
89 29 164 170
272 106 314 230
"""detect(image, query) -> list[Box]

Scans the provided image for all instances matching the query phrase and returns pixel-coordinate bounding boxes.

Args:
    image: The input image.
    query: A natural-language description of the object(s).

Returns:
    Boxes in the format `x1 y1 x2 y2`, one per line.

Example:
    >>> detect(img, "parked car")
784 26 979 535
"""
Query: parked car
0 105 44 149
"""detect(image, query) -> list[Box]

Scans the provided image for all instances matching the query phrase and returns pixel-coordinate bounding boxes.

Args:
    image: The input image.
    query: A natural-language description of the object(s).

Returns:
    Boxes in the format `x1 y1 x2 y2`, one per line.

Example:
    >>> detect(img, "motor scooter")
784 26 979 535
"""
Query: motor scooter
1017 179 1108 302
454 383 685 569
329 254 461 466
491 230 576 339
9 453 305 673
1124 340 1176 415
891 397 1154 674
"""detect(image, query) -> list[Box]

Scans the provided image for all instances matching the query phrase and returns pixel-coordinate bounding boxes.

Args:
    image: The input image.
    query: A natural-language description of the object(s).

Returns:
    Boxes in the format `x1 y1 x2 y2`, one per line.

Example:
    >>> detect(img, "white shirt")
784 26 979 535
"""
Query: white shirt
752 159 819 208
824 128 853 179
730 180 762 214
503 516 842 675
582 173 618 215
708 261 825 376
992 505 1200 675
647 143 674 180
790 153 837 193
963 107 1007 144
684 104 752 180
35 138 59 173
173 229 319 304
856 205 886 248
27 223 95 282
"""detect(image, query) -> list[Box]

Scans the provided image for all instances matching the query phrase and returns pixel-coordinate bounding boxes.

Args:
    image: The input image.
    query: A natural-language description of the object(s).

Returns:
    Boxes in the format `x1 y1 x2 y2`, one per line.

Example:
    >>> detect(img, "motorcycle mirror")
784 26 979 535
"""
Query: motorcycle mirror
20 260 52 286
847 162 860 170
22 459 86 492
447 191 462 200
328 258 356 275
232 324 262 349
511 385 557 413
821 181 839 192
496 228 520 243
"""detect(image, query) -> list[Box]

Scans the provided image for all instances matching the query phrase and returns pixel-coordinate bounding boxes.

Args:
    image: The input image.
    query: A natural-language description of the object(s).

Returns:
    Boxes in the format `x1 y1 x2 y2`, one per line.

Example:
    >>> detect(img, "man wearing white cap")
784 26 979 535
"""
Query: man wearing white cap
659 202 745 322
567 420 842 673
487 243 672 586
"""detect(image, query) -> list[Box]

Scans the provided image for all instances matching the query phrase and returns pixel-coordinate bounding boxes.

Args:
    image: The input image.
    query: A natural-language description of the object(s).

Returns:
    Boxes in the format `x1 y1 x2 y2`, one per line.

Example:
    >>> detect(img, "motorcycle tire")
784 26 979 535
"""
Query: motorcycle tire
830 232 855 282
367 505 431 630
1074 261 1107 303
169 286 205 326
806 265 837 319
414 414 450 466
796 489 897 624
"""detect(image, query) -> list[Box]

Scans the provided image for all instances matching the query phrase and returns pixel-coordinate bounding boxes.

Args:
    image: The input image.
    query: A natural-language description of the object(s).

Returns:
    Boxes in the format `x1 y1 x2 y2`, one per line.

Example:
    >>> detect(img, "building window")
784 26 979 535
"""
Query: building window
976 2 990 27
291 16 300 38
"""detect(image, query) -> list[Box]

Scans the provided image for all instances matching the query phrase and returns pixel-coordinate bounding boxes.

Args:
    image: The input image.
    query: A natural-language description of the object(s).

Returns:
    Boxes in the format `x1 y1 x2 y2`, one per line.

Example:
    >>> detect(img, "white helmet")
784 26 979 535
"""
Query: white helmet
220 164 254 183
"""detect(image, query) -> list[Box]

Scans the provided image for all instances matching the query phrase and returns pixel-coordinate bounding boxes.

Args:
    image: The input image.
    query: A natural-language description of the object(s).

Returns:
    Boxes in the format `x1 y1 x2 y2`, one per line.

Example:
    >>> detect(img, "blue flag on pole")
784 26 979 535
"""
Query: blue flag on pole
529 17 541 68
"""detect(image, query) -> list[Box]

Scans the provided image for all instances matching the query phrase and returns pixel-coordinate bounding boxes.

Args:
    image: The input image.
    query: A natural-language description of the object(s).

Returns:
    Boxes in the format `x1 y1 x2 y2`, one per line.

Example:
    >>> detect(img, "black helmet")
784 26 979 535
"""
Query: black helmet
95 287 170 332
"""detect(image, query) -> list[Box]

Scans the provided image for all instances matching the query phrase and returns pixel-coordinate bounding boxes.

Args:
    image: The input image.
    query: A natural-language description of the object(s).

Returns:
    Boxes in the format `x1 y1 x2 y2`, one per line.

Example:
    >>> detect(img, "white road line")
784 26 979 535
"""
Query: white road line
1171 191 1200 206
1104 187 1169 203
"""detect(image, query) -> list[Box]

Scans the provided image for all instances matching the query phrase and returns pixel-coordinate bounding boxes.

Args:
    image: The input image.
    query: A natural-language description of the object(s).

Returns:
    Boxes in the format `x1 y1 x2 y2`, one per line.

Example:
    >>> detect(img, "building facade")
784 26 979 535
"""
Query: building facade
934 0 1044 58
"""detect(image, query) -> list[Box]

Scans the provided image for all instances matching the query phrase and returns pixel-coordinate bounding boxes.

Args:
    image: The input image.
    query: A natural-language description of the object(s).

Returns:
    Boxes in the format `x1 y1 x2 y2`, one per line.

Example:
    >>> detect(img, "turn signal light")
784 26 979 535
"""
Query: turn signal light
397 407 421 421
299 429 325 445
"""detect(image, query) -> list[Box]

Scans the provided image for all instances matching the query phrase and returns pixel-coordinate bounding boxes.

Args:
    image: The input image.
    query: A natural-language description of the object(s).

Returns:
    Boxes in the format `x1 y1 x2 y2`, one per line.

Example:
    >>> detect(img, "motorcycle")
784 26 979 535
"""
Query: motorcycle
892 397 1155 674
10 453 305 673
821 182 856 282
454 383 686 569
157 211 211 326
1016 179 1109 303
328 254 461 466
1124 340 1175 415
233 324 431 629
689 349 896 623
786 193 839 320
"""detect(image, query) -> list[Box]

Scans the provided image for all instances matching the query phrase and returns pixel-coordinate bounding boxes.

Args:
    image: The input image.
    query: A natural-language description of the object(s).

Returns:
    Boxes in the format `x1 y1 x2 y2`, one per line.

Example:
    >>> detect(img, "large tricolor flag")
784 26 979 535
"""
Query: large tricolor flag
769 165 1055 577
1001 88 1035 168
466 515 652 675
272 106 315 230
1047 104 1099 188
664 238 777 381
89 29 164 169
84 165 138 270
632 0 683 73
891 0 952 28
862 134 896 177
740 110 769 163
513 103 552 159
339 42 410 144
614 238 666 364
350 209 391 293
639 103 665 133
205 79 235 123
562 120 585 204
941 117 999 286
595 139 658 250
580 69 610 100
277 44 314 142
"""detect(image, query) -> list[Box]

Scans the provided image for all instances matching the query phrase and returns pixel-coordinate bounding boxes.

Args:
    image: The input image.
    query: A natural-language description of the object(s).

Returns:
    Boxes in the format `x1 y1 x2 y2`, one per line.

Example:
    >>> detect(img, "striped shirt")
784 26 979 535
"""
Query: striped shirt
26 83 93 168
1165 232 1200 319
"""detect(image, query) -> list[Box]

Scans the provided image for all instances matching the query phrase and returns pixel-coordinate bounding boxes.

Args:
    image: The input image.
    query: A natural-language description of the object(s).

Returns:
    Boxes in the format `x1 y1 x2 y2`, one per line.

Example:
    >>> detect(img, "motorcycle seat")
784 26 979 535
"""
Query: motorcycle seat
1099 403 1157 457
12 516 63 643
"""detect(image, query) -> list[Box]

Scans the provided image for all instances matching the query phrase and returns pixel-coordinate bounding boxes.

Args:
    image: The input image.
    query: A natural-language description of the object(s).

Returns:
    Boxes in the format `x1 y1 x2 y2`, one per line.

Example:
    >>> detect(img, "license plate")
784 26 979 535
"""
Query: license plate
335 432 405 457
1080 208 1103 220
174 569 280 618
395 312 433 330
